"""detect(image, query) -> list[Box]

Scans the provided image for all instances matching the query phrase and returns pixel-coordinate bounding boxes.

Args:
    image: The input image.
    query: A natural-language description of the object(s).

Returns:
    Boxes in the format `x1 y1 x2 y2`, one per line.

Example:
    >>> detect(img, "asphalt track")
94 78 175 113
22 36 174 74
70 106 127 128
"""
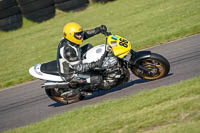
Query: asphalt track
0 34 200 132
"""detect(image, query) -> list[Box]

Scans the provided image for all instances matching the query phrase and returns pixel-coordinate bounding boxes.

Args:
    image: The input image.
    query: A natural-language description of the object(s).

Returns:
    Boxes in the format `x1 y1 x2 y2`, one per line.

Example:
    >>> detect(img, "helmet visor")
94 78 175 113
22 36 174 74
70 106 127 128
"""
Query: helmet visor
74 31 83 40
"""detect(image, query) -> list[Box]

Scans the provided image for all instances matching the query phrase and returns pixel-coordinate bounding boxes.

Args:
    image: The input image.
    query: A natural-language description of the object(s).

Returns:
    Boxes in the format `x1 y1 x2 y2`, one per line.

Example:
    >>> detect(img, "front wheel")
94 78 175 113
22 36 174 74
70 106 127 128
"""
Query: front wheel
131 53 170 80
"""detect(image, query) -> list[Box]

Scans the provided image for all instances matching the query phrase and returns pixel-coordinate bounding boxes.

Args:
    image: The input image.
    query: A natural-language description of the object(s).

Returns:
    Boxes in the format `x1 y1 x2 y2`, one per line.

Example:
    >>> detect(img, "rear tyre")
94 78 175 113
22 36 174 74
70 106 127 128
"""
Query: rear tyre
131 53 170 80
45 88 80 105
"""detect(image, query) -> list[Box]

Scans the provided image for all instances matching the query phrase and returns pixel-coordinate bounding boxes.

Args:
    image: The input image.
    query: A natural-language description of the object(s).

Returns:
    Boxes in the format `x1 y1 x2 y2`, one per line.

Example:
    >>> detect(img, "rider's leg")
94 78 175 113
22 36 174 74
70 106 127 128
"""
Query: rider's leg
71 74 102 85
87 75 102 86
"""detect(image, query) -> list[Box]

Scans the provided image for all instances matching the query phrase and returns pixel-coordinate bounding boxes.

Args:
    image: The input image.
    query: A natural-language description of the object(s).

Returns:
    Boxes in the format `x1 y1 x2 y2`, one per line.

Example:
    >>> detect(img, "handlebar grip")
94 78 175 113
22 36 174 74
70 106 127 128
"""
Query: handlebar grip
102 31 112 36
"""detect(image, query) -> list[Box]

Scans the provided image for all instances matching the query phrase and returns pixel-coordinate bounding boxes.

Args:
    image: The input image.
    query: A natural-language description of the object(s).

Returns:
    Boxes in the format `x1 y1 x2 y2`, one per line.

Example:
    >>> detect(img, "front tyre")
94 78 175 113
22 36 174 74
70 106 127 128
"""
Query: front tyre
131 53 170 80
45 88 81 105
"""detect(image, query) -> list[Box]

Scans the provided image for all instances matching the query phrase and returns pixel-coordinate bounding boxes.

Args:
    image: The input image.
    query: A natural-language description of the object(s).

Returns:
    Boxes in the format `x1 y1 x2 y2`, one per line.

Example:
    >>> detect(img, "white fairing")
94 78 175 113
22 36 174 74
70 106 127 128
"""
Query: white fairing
82 44 106 63
29 64 64 81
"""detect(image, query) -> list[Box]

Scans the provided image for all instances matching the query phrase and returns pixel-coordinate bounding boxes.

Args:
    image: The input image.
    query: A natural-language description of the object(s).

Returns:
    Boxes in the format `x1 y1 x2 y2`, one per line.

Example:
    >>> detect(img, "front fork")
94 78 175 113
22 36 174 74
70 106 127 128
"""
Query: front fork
128 50 152 73
134 63 151 73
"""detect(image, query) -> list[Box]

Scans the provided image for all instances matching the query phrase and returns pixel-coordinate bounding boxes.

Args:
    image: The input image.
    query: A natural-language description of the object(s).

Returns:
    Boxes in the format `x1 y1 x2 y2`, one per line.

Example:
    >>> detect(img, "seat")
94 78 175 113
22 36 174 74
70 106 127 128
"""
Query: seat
40 60 60 76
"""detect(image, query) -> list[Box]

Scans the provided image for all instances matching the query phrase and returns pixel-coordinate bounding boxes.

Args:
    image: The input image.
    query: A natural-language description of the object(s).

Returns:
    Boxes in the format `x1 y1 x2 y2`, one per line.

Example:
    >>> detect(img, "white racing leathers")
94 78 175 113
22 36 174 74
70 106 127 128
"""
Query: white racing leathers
57 28 103 83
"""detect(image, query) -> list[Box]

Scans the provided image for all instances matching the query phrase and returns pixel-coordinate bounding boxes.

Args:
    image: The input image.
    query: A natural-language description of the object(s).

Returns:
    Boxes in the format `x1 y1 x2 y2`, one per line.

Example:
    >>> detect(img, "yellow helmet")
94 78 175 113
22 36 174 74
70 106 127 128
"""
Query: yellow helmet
63 22 83 45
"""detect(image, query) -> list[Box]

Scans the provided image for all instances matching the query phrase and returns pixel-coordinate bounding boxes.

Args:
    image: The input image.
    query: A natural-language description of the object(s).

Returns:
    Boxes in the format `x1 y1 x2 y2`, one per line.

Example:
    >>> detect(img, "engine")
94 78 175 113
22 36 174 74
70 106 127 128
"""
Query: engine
99 53 123 90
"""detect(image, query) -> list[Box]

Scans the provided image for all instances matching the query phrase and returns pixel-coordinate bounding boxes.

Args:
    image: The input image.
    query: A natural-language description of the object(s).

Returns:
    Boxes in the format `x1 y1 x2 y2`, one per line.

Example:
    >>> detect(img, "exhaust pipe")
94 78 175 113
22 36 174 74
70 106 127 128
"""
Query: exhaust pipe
41 82 69 89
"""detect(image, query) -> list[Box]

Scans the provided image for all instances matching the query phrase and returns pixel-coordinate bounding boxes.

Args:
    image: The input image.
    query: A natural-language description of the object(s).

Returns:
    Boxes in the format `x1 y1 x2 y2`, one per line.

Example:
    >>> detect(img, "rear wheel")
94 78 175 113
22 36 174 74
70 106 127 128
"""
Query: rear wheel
131 53 170 80
45 88 81 105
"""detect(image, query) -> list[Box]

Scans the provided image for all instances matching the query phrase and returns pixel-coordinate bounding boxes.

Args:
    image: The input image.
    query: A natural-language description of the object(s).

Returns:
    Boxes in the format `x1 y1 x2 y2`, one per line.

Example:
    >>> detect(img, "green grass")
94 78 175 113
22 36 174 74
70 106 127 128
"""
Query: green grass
4 76 200 133
0 0 200 89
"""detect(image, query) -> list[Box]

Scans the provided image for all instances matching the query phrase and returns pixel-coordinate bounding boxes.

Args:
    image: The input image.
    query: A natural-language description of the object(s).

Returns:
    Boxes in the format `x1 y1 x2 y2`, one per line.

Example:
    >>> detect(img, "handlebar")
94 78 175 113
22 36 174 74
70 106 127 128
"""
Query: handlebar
102 31 112 36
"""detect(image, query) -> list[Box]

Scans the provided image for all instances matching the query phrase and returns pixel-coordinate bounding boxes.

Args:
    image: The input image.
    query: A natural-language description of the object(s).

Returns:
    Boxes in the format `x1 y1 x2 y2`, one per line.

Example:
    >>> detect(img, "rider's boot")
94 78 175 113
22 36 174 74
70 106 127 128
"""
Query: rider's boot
70 74 102 85
87 75 102 86
61 89 81 104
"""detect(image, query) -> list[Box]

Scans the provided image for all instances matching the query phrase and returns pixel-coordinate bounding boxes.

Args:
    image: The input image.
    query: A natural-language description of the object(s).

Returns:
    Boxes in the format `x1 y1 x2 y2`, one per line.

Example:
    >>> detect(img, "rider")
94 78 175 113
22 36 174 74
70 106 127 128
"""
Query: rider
57 22 107 85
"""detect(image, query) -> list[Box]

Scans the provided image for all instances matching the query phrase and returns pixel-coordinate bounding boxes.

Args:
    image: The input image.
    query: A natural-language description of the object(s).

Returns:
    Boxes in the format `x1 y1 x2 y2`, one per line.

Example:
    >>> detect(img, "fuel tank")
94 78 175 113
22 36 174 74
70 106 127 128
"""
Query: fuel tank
82 44 106 63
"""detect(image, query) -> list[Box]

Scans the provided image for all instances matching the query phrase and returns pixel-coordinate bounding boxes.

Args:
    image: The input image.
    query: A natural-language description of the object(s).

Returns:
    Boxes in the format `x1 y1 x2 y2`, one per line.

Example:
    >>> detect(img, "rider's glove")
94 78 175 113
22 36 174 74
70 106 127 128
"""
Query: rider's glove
99 25 107 33
96 25 107 34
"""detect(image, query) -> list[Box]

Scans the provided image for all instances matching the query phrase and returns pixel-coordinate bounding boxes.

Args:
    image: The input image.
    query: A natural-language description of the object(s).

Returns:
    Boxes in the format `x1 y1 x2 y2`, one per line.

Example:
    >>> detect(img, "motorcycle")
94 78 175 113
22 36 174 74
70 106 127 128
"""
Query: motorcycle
29 31 170 105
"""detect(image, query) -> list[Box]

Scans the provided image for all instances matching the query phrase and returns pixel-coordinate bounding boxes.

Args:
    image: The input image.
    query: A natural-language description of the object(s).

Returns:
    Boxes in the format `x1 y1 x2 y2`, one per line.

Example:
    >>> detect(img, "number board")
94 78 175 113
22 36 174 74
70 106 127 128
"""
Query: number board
119 38 128 48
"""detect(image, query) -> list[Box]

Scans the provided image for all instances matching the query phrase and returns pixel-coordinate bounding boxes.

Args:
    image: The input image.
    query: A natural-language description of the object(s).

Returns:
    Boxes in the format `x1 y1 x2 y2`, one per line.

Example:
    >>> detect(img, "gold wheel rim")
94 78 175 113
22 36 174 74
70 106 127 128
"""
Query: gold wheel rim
50 89 65 102
134 59 166 80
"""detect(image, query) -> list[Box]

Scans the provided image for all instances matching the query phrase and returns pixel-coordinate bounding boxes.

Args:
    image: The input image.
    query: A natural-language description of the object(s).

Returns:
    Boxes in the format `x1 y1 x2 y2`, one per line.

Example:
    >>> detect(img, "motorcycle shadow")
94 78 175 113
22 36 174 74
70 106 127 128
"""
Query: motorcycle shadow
49 73 173 107
84 78 149 100
85 73 173 100
49 79 149 107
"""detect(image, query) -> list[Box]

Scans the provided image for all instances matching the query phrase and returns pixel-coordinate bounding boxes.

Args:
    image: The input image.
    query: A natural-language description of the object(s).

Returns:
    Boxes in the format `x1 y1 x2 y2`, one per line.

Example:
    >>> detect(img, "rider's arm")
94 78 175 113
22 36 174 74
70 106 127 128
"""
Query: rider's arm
83 25 107 40
60 45 99 73
83 28 101 40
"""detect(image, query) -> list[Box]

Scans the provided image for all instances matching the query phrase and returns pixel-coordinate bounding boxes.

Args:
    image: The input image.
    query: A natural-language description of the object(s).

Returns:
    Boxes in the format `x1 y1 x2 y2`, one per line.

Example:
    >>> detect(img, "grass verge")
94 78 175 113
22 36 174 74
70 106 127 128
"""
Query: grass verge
0 0 200 89
4 76 200 133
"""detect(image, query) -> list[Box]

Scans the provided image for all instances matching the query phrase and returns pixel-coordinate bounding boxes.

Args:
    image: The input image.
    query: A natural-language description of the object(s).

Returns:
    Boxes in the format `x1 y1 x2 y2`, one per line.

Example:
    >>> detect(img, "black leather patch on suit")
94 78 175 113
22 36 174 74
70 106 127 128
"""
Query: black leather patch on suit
63 46 79 62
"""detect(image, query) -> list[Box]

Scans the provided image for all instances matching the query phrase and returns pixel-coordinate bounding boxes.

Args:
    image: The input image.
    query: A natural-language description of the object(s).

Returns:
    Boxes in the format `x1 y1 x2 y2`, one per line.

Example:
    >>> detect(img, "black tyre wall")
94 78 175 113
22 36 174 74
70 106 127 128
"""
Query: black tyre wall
18 0 55 22
55 0 89 12
0 0 17 10
0 14 22 31
0 5 20 19
91 0 116 3
19 0 54 13
17 0 38 6
53 0 70 4
24 6 55 22
0 0 22 31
